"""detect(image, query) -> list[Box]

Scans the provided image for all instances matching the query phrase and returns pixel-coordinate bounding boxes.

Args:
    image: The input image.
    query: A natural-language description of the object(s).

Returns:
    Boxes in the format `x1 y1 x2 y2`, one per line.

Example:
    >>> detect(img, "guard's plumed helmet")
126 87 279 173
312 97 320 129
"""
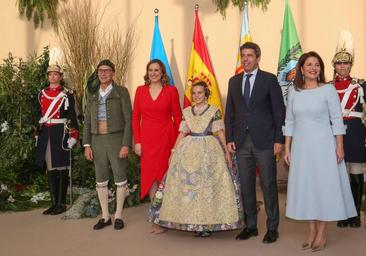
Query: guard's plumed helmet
332 30 354 67
46 47 65 74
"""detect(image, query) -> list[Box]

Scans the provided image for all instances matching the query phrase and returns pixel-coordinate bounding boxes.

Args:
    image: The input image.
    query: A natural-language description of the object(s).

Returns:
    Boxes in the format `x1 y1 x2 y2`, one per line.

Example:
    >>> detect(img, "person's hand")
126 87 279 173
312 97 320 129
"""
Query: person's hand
225 151 233 169
284 150 291 165
336 145 344 163
67 137 77 149
273 143 283 155
226 142 236 153
119 146 129 159
134 143 142 156
84 146 93 161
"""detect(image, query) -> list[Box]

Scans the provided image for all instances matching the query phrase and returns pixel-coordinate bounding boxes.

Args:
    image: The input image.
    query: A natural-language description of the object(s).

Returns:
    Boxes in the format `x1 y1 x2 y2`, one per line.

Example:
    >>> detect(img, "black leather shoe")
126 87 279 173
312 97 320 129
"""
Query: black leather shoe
43 206 56 215
51 205 66 215
235 228 258 240
114 219 125 230
349 217 361 228
337 219 349 228
262 230 279 244
93 218 112 230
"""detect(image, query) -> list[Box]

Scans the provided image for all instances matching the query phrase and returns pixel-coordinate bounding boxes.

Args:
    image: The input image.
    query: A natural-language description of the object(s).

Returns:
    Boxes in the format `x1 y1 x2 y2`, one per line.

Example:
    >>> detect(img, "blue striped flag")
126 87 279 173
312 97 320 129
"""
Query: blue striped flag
150 15 175 85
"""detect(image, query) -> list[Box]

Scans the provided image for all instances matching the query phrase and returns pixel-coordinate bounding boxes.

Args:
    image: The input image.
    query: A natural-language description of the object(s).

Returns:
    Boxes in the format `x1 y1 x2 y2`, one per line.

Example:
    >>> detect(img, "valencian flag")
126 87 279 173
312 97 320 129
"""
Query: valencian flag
277 0 302 98
150 10 175 85
235 2 252 74
184 6 223 113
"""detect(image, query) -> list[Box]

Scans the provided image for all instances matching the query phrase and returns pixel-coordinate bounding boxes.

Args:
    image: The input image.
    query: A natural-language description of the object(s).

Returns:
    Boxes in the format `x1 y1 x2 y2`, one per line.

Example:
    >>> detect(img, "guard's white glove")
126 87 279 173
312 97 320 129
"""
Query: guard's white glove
67 137 77 149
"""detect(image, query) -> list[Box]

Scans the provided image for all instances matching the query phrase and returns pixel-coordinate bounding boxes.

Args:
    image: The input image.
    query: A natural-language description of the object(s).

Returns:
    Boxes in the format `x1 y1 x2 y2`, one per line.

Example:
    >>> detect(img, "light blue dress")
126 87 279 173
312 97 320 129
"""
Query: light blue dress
284 84 357 221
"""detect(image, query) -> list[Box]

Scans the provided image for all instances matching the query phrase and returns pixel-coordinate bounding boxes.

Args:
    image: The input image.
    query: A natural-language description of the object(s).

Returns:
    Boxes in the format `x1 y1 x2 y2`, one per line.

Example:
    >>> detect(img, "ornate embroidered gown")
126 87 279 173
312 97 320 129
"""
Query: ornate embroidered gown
149 105 243 231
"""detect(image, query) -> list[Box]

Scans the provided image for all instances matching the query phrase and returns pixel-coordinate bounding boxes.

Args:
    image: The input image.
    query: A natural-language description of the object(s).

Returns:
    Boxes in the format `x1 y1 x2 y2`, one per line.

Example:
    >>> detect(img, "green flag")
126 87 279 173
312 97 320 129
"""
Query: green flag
277 0 302 92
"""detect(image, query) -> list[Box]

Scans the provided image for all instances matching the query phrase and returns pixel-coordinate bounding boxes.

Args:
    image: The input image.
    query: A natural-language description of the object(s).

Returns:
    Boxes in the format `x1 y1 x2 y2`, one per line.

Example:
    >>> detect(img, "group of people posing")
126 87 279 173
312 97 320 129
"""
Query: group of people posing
35 41 366 252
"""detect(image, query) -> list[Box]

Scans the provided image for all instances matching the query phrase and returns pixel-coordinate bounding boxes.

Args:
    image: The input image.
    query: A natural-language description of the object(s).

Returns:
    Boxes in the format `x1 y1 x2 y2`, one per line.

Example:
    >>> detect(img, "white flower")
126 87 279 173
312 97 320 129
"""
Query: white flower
132 184 138 190
7 195 15 203
1 184 8 192
30 192 48 203
1 121 9 133
155 191 163 199
108 189 115 197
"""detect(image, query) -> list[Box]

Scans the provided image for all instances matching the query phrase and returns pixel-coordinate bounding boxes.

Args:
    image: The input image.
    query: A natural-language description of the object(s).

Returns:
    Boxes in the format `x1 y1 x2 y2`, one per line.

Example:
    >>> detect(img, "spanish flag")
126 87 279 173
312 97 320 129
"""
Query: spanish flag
184 7 223 113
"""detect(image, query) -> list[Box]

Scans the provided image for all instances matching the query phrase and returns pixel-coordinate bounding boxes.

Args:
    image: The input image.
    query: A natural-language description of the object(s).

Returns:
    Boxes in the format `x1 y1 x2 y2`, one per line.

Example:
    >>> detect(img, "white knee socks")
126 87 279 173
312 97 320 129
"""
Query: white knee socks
115 185 127 219
96 186 109 221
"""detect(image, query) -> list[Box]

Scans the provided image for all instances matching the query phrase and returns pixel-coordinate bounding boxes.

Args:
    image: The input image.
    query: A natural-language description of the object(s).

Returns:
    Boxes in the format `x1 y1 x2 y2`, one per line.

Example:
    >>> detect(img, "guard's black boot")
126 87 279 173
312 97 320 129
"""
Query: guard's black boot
349 174 364 228
51 170 69 215
43 171 59 215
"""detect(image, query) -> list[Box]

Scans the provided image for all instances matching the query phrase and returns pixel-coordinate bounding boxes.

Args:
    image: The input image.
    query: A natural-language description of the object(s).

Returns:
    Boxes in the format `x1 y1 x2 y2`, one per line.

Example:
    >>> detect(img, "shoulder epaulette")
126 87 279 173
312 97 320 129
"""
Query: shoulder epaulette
63 87 74 94
351 77 365 85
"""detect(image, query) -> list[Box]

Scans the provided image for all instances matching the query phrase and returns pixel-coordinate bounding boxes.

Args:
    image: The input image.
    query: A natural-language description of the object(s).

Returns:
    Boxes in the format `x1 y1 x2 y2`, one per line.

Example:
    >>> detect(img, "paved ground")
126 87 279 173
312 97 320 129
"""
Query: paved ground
1 191 365 256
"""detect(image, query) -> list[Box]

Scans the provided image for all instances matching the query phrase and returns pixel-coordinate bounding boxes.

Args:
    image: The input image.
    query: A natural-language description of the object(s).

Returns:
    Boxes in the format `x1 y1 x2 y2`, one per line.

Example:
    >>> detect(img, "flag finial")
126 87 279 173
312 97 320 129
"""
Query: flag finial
154 8 159 16
195 4 199 11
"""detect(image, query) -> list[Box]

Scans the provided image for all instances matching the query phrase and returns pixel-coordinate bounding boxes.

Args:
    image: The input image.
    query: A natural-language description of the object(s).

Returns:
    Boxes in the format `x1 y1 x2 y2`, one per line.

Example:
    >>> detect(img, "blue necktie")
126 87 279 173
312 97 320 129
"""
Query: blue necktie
244 74 252 106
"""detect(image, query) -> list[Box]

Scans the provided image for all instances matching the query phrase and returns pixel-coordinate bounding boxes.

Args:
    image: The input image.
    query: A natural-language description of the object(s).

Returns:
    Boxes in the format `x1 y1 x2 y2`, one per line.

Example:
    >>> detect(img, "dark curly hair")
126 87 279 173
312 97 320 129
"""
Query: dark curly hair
294 51 325 90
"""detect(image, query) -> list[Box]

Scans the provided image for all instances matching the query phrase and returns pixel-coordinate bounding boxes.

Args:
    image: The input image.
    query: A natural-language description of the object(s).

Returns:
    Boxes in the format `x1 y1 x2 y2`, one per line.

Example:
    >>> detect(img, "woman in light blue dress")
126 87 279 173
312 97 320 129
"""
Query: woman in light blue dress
284 52 356 252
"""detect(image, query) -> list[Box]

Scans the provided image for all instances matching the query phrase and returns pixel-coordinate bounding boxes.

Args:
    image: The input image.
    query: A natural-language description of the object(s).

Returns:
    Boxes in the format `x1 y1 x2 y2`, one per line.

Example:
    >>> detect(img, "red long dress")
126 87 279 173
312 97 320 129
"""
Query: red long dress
132 85 182 199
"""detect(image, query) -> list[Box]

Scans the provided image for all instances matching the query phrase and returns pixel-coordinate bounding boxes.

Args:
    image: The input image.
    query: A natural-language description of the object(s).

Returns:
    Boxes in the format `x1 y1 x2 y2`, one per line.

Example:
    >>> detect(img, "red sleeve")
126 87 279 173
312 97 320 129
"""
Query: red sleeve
170 86 182 134
132 86 142 144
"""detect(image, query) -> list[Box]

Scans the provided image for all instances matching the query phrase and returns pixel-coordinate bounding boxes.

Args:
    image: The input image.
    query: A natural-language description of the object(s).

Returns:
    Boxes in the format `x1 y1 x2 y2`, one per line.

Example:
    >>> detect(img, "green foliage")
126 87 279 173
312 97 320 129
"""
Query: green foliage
16 0 63 29
212 0 271 17
0 48 49 186
0 48 142 213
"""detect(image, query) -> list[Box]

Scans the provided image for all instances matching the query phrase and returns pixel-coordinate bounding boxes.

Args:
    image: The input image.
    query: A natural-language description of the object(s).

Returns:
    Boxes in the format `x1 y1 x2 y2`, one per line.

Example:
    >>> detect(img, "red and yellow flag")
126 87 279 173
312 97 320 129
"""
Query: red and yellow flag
184 8 223 113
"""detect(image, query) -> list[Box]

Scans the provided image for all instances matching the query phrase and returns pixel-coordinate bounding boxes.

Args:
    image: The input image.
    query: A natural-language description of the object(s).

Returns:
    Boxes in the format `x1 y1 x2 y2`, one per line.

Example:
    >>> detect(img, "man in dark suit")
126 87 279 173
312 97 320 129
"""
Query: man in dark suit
225 42 285 243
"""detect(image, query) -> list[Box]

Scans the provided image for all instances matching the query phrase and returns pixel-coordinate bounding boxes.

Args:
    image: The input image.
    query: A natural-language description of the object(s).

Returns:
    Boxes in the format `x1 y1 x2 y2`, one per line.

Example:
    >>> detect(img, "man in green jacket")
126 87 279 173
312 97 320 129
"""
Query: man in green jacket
83 59 132 230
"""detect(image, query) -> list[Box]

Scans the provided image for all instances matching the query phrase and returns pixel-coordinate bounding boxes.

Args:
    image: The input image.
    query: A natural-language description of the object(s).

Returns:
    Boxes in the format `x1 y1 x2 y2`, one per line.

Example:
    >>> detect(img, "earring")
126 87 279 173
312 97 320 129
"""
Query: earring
302 74 304 82
317 76 320 81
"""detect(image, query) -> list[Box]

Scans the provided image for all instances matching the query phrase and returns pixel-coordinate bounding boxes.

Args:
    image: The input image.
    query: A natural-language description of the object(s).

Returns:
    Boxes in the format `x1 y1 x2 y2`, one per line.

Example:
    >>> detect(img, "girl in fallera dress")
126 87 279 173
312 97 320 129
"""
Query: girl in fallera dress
148 81 243 237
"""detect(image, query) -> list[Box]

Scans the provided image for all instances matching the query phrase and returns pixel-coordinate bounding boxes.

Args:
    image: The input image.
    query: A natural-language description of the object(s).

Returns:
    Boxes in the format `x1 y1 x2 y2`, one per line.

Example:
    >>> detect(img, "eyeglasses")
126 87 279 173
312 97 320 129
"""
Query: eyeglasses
97 69 114 74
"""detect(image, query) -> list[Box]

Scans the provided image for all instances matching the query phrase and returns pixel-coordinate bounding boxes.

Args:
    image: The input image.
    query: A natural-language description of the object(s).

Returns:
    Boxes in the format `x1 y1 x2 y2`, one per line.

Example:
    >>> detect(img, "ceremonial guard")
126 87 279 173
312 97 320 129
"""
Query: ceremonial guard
332 31 366 228
35 48 79 215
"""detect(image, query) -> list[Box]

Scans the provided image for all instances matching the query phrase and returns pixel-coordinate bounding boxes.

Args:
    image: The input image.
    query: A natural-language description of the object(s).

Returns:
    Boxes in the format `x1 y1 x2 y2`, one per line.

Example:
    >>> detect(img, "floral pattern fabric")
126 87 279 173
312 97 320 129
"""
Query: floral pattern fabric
148 105 244 232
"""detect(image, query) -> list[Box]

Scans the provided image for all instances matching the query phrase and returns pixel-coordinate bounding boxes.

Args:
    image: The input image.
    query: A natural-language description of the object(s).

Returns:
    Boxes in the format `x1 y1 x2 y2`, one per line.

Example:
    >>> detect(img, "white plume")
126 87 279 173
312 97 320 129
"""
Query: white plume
335 29 354 57
49 47 65 67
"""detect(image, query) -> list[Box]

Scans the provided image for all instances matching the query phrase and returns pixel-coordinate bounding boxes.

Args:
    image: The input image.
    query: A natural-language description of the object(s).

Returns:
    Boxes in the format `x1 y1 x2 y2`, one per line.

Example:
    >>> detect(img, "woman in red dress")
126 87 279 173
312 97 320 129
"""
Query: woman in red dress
132 59 182 203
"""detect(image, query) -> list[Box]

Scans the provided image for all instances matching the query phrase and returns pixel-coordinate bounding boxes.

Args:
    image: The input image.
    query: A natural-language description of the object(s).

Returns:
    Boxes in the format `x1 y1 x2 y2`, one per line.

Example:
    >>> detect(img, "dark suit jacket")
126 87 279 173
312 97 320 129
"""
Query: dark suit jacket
225 70 285 150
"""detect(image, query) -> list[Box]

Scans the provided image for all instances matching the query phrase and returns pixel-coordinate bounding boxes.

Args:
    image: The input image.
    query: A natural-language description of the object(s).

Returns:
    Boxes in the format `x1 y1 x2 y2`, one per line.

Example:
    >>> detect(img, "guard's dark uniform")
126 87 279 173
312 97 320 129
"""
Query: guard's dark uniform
332 36 366 227
334 76 366 163
35 81 78 215
35 85 79 168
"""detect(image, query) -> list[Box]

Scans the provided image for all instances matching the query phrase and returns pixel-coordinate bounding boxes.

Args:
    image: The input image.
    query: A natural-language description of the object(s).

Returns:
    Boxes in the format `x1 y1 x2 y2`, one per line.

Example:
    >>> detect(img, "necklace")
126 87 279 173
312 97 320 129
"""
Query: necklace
193 104 208 115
